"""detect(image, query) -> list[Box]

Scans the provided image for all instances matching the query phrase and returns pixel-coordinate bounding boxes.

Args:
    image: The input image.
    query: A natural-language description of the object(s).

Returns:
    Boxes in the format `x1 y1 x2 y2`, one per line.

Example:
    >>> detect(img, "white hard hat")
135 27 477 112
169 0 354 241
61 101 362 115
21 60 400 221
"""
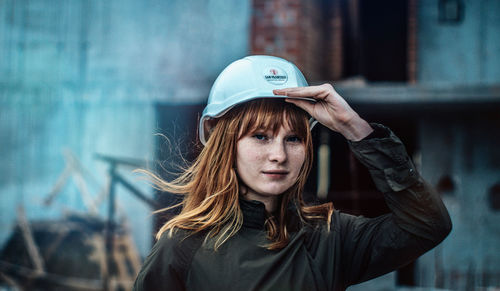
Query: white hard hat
199 55 317 145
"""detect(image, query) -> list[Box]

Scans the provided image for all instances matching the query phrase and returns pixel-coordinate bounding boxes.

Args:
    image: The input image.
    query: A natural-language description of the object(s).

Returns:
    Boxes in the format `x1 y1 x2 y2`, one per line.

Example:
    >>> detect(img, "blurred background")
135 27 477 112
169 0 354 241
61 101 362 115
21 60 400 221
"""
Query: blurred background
1 0 499 290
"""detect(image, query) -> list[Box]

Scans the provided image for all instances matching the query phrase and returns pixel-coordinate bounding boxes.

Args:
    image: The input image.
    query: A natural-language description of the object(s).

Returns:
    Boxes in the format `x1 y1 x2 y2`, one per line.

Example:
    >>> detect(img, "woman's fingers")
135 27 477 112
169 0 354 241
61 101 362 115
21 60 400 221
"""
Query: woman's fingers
275 84 371 139
276 83 362 132
273 84 334 100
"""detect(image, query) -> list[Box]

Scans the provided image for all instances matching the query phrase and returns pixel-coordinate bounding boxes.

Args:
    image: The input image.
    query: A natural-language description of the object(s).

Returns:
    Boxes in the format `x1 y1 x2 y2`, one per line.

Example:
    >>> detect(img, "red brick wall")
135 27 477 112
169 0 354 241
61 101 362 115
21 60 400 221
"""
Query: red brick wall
250 0 326 81
407 0 417 84
328 0 343 80
252 0 414 83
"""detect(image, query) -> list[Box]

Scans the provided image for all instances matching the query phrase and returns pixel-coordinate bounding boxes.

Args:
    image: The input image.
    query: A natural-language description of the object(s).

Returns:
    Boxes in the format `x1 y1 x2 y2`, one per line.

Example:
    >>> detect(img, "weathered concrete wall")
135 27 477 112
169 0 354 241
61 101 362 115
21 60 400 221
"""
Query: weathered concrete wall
416 1 500 289
0 0 251 256
0 88 157 255
418 0 500 85
416 116 500 289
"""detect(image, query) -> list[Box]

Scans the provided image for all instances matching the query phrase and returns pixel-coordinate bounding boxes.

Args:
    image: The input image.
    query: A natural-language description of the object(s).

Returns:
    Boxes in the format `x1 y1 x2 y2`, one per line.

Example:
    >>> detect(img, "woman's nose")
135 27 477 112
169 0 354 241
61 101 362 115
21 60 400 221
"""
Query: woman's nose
268 140 287 163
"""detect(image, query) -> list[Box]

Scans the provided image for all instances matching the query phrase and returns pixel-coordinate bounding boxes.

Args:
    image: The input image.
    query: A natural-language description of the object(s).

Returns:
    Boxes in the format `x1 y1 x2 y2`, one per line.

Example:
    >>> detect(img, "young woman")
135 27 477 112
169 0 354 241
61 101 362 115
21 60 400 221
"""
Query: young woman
133 56 451 291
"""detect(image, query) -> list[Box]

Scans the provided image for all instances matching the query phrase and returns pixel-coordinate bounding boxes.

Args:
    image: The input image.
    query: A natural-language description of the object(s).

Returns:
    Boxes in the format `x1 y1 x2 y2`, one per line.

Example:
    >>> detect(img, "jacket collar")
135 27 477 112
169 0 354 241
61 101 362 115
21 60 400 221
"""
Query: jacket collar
239 197 302 231
239 198 268 229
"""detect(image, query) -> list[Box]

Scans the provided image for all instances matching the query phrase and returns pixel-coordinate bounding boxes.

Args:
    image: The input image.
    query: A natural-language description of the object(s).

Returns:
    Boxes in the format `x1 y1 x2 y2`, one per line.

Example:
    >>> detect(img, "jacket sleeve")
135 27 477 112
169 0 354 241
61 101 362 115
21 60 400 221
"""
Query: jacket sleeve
133 232 189 291
338 123 452 286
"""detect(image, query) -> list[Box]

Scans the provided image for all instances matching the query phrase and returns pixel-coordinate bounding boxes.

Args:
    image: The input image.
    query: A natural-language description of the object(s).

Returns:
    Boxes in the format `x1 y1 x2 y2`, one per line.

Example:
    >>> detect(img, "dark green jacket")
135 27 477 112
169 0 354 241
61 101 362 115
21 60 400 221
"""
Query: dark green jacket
133 124 452 291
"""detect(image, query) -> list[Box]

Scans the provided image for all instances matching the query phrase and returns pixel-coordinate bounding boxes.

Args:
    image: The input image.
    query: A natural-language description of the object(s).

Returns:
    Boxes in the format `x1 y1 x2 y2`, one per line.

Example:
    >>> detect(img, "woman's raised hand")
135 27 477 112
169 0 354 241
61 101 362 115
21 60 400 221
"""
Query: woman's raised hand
273 84 373 141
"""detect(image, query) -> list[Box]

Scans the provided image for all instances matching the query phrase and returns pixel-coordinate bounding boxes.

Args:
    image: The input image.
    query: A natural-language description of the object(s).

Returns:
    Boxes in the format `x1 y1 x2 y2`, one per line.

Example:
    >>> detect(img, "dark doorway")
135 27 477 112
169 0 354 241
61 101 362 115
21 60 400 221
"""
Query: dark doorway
340 0 409 81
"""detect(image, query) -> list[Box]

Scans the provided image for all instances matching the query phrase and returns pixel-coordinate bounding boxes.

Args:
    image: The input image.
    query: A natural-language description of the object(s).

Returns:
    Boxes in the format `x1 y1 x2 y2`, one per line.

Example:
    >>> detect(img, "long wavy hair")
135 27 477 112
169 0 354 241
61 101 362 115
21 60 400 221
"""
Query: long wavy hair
142 99 333 250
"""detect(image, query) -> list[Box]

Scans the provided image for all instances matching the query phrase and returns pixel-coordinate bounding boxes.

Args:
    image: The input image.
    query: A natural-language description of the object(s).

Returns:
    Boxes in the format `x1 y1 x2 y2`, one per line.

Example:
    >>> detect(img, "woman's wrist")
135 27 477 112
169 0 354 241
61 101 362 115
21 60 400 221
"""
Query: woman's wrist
337 115 373 141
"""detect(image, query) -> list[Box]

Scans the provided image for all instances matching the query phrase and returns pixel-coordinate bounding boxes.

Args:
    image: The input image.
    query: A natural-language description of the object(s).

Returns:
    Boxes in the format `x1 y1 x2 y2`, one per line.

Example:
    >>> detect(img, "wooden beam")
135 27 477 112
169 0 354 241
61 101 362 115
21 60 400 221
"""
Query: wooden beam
16 206 45 275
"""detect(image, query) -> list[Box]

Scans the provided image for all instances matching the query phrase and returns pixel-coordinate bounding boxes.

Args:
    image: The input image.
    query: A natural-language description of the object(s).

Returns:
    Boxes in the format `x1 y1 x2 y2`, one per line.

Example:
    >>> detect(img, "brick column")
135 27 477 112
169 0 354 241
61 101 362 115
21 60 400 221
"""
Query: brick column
250 0 325 81
407 0 417 84
328 0 343 80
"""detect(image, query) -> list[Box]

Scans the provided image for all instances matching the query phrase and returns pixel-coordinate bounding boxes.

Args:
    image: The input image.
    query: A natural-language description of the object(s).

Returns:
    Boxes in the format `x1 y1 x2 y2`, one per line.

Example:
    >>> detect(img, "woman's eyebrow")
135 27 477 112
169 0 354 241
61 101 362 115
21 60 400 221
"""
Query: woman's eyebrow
251 126 272 132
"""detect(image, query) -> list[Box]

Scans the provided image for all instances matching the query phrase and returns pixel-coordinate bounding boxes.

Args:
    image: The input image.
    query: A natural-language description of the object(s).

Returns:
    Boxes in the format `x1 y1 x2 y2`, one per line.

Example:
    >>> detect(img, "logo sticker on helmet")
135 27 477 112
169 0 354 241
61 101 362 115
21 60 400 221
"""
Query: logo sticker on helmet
263 67 288 85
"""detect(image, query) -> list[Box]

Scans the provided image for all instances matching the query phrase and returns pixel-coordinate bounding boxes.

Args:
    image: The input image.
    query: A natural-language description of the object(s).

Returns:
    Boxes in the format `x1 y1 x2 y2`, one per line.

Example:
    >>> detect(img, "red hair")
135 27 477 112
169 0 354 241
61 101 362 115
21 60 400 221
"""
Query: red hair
141 99 333 250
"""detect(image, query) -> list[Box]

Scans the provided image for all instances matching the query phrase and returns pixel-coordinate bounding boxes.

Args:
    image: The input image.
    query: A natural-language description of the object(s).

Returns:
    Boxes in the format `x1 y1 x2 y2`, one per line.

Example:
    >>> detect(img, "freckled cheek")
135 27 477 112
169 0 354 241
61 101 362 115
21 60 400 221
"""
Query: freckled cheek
236 147 263 176
240 148 262 163
289 148 306 173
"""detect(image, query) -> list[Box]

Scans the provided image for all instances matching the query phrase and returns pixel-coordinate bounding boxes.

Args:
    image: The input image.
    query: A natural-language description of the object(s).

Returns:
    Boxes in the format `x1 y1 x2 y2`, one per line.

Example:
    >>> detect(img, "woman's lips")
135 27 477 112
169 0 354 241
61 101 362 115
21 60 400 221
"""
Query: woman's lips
262 171 289 178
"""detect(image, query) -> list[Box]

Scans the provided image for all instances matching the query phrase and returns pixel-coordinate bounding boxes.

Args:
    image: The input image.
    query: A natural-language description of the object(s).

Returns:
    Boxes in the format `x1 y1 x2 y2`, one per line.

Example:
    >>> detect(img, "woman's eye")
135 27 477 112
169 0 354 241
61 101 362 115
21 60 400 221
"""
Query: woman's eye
253 134 267 141
286 135 302 143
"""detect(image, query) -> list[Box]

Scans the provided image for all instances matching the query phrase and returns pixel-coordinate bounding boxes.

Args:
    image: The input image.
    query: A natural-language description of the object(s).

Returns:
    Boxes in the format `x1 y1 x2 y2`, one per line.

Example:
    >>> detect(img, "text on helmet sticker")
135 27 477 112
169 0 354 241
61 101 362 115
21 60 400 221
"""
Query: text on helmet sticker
263 67 288 85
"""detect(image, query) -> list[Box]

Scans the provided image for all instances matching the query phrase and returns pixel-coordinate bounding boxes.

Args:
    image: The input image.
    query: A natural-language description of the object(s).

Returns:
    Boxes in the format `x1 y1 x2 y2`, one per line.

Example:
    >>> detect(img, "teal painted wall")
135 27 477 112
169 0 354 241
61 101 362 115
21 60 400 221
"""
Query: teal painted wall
414 2 500 288
0 0 251 256
418 0 500 85
416 116 500 289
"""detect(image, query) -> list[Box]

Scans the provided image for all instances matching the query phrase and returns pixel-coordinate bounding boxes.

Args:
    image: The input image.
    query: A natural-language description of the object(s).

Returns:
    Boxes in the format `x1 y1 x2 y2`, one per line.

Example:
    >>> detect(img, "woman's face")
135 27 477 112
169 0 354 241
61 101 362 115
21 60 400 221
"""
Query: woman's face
236 123 306 207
